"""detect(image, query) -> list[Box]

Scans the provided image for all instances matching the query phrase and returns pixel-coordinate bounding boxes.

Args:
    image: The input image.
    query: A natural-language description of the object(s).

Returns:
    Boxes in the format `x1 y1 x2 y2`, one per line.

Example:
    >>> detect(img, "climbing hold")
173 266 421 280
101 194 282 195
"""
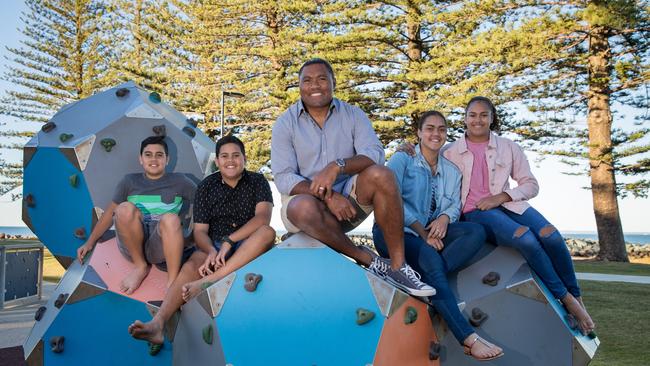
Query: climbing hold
182 126 196 138
115 88 130 98
404 306 418 325
41 121 56 133
187 118 198 127
152 125 166 137
35 306 47 321
588 331 597 339
565 314 578 330
482 271 500 286
69 174 78 188
74 227 87 240
59 133 74 143
469 307 488 327
54 293 69 308
429 341 441 360
244 273 263 292
148 342 162 356
201 281 215 290
202 324 214 345
149 92 161 103
24 194 35 208
100 138 116 152
50 336 64 353
355 308 375 325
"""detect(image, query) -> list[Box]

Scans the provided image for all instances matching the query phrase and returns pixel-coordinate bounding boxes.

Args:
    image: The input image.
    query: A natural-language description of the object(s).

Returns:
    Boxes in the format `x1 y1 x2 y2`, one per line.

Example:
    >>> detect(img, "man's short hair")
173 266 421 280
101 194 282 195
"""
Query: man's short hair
298 58 336 88
140 136 168 155
215 135 246 156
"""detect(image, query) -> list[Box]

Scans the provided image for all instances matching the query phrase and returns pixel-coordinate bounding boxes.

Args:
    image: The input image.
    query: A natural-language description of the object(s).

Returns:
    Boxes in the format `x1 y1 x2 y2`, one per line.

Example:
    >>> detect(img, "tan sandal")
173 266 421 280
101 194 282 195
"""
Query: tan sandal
463 335 504 361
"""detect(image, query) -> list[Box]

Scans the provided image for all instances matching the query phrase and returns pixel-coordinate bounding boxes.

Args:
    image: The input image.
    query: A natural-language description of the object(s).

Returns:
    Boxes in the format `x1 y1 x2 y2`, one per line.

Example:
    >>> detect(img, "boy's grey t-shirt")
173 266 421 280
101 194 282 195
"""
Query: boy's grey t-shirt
112 173 196 239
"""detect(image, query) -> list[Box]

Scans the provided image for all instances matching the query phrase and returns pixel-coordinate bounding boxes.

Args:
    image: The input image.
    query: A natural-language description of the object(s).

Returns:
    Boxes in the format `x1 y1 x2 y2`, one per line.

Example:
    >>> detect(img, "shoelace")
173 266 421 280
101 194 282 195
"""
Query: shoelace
372 257 391 274
401 265 425 285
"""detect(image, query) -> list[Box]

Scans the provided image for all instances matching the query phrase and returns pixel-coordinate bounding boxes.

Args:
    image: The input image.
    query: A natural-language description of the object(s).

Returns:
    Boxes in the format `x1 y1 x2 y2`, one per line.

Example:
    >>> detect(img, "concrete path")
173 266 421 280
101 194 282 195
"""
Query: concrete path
1 273 649 350
0 282 55 349
576 272 650 284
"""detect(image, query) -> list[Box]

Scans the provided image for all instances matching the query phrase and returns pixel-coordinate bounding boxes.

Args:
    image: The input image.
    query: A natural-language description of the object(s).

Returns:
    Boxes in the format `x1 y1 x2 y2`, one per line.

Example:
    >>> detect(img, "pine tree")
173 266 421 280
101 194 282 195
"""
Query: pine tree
0 0 116 122
506 0 650 261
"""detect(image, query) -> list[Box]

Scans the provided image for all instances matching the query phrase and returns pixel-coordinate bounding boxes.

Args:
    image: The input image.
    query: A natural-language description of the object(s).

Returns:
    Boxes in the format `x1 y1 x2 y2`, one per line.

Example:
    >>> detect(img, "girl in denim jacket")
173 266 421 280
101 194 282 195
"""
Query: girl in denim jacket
375 111 504 361
443 96 595 336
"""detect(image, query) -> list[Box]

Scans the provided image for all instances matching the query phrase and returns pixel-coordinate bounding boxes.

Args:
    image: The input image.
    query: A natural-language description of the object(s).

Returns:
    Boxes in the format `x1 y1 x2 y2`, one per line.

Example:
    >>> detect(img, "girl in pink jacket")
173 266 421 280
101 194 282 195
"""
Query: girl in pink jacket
443 96 595 336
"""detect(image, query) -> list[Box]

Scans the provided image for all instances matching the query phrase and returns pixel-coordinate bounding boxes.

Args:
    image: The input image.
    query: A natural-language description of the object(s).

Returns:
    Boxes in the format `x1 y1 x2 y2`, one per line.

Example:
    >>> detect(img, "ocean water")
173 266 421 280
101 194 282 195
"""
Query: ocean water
2 226 648 244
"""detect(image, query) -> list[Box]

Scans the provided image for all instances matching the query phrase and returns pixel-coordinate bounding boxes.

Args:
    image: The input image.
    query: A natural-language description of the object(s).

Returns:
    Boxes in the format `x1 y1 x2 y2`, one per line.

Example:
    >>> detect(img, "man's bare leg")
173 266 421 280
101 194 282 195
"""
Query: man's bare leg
351 165 406 270
128 251 206 344
115 202 150 294
181 225 276 301
159 214 184 288
286 196 373 266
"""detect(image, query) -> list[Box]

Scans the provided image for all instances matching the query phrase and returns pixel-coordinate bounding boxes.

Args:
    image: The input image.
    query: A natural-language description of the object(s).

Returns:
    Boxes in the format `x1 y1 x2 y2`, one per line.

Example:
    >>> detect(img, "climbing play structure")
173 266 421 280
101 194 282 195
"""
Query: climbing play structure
22 82 599 365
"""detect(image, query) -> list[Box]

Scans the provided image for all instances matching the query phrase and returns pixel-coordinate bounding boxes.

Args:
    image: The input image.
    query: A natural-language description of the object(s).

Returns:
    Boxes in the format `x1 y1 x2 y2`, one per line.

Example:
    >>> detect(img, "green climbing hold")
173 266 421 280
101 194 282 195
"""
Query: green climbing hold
202 324 213 345
588 331 597 339
148 342 162 356
404 306 418 324
69 174 78 188
201 281 215 290
100 138 116 152
149 92 161 103
59 133 73 143
356 308 375 325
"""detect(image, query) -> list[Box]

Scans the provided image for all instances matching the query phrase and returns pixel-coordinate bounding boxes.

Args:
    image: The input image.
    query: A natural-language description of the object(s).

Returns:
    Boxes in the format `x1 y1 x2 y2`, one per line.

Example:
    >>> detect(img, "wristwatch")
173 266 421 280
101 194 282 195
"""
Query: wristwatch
221 236 236 246
335 158 346 173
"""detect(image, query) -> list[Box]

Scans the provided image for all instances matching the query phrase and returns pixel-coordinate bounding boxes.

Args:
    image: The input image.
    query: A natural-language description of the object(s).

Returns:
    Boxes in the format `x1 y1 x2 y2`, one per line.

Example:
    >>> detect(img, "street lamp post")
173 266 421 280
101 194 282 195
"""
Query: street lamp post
220 90 245 138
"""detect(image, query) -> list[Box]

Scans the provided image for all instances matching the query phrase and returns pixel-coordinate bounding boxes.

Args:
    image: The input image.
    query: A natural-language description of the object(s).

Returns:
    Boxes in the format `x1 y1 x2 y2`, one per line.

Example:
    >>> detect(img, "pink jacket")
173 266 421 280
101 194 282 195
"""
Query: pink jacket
443 133 539 215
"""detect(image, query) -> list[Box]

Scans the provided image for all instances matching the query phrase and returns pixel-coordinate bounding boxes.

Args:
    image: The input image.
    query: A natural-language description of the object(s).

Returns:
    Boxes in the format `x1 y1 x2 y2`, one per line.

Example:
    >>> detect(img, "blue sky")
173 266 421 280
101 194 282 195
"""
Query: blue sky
0 1 648 232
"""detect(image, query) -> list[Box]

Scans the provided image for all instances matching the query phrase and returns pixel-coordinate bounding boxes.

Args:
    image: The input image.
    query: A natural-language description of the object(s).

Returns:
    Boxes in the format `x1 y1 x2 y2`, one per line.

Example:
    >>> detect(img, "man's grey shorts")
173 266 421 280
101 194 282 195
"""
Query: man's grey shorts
117 219 193 271
280 174 374 233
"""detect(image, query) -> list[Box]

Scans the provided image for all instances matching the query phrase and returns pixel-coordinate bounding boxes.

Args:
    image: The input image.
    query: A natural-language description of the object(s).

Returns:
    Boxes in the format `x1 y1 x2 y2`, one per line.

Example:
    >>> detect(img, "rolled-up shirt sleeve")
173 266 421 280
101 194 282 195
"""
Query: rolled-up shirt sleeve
271 115 306 195
352 108 385 165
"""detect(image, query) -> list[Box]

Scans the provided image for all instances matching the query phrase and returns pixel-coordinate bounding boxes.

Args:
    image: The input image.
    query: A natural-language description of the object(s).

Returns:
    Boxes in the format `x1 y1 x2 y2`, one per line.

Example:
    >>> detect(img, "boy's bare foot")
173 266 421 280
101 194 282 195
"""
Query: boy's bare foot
563 293 595 335
128 319 164 345
181 279 208 302
463 334 504 360
120 265 151 295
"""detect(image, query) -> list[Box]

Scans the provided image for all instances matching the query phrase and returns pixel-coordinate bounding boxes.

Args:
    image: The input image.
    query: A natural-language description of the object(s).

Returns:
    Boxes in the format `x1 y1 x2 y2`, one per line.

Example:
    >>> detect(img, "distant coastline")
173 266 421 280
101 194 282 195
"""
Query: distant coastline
1 225 648 244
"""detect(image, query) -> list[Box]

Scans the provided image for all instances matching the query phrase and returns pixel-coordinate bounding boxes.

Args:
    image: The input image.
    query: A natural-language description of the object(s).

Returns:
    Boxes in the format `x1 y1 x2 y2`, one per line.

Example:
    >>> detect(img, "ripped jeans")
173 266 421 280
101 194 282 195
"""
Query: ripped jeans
463 206 580 299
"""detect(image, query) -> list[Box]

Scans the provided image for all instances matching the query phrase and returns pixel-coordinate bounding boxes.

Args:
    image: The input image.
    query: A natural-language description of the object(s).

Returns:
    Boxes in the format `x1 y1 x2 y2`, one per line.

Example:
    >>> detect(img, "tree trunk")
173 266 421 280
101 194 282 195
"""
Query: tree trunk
587 25 628 262
406 4 423 125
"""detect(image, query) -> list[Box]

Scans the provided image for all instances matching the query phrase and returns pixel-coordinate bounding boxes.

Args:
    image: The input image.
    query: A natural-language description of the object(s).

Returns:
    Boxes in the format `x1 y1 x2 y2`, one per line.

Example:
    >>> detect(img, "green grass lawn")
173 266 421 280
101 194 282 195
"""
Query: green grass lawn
580 280 650 366
573 260 650 276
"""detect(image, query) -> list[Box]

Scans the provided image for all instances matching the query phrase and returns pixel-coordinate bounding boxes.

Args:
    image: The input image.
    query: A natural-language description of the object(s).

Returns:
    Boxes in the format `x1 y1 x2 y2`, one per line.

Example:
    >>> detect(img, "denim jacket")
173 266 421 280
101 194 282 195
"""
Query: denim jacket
387 145 462 237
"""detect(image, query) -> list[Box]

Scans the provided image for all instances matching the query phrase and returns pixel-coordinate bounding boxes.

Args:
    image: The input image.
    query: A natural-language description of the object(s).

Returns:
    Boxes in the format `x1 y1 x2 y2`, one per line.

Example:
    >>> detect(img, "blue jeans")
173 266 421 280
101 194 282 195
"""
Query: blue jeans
372 222 485 344
464 206 580 299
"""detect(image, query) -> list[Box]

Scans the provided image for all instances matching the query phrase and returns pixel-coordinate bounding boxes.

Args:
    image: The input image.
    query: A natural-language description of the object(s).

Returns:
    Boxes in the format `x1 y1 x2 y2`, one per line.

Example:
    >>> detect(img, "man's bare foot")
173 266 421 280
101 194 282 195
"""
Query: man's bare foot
563 293 595 335
128 319 164 345
120 265 151 295
463 334 503 360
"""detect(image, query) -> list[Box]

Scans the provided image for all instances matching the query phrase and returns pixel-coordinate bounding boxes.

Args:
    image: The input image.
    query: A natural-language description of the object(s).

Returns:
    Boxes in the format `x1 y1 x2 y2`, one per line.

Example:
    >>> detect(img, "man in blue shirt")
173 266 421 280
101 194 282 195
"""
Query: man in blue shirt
271 58 434 297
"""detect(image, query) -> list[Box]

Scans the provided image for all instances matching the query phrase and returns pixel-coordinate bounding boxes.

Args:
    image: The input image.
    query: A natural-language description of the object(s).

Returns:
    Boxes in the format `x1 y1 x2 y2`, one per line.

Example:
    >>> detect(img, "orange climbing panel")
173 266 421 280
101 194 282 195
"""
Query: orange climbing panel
88 237 168 303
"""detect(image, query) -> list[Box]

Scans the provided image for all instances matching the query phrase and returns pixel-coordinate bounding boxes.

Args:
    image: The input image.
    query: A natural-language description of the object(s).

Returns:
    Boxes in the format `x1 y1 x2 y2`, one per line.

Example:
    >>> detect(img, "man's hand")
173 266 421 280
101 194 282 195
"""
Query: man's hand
214 242 232 269
198 248 219 277
76 241 95 264
396 141 416 156
325 192 357 221
309 163 339 199
476 193 510 211
425 215 450 239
